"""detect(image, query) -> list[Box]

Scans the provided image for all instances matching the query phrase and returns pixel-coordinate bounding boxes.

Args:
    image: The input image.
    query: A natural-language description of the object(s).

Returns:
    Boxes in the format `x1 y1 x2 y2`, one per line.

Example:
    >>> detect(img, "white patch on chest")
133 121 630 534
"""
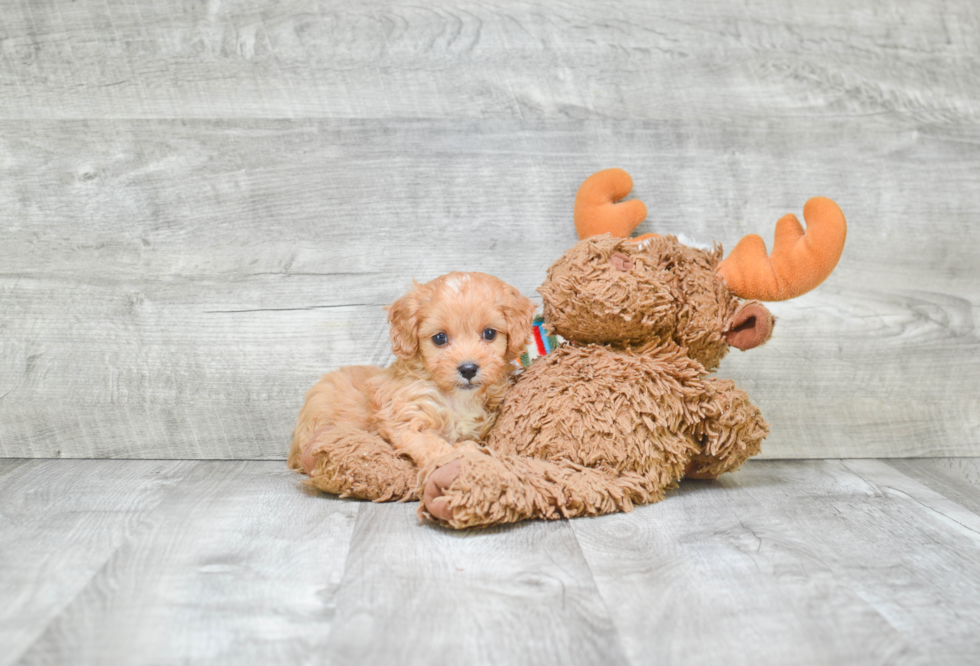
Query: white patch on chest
432 388 492 443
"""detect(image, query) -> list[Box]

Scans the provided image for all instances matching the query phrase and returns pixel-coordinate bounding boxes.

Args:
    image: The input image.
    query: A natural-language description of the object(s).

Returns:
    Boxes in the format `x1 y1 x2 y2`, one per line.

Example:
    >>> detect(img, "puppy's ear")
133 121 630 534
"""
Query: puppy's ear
387 282 424 359
501 285 536 359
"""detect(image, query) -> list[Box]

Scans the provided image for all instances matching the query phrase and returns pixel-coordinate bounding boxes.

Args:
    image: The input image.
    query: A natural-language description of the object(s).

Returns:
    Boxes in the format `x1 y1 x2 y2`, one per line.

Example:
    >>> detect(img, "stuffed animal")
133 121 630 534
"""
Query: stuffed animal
421 168 846 529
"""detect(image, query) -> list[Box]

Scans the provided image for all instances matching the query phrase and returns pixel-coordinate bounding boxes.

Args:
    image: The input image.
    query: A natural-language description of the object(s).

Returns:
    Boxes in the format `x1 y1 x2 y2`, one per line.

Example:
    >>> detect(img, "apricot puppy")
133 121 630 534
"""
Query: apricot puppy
288 272 534 501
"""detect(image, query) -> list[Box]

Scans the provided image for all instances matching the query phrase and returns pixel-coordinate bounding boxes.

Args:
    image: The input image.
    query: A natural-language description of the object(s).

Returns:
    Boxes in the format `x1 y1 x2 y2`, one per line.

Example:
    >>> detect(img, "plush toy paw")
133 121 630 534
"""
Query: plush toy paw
418 445 531 528
296 424 336 474
298 442 320 476
683 459 721 480
301 425 419 501
422 458 463 523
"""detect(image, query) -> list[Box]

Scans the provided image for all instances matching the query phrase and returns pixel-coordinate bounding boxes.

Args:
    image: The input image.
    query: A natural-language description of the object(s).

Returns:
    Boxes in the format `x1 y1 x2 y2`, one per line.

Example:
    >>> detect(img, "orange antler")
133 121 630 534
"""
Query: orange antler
716 197 847 301
574 169 648 240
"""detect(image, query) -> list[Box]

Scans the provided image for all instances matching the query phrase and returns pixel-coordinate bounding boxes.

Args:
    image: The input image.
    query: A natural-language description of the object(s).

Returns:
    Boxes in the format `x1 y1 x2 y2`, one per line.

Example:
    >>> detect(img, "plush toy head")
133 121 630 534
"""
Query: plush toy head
540 169 846 370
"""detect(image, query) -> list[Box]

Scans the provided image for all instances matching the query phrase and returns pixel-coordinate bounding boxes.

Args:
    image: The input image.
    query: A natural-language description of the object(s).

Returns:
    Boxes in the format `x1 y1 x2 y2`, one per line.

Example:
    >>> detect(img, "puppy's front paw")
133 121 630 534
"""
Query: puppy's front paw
422 459 463 523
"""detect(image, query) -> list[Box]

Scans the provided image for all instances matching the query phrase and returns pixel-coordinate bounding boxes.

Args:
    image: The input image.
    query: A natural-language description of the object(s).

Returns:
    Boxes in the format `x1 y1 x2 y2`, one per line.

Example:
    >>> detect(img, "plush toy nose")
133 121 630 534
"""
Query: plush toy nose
724 302 775 351
610 252 634 272
457 363 479 380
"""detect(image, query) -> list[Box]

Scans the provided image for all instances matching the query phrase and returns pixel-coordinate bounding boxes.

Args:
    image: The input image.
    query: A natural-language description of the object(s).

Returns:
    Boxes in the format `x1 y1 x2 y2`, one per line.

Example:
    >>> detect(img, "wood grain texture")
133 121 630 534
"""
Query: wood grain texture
13 461 360 666
572 459 980 666
1 117 978 458
4 458 980 664
1 0 979 459
887 458 980 516
0 459 195 666
325 502 628 666
0 0 977 121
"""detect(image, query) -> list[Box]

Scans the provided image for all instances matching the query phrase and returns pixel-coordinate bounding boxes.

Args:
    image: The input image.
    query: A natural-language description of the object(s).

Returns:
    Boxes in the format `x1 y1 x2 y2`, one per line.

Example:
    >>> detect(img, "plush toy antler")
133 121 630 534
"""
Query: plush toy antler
574 168 649 241
574 168 847 301
716 198 846 301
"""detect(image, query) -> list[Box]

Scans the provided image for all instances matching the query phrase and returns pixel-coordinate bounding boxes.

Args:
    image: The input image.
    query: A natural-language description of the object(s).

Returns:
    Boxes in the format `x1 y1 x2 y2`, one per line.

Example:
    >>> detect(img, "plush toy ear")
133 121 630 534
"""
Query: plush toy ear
501 285 536 360
724 301 775 351
387 282 423 359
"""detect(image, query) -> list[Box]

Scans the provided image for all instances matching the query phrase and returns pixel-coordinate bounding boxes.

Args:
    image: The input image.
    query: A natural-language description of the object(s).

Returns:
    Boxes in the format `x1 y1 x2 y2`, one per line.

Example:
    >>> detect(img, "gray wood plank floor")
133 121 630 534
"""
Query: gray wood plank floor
2 0 979 460
2 458 980 666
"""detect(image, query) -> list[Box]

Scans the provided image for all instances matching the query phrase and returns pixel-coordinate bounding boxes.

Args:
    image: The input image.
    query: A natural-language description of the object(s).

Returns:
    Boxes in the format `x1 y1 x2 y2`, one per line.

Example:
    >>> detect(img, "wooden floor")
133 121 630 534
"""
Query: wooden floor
2 458 979 665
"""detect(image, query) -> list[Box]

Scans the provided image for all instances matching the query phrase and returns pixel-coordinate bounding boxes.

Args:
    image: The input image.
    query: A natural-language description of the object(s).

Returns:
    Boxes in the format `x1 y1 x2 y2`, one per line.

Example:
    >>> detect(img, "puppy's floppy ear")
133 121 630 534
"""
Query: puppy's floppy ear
387 281 424 359
501 285 536 359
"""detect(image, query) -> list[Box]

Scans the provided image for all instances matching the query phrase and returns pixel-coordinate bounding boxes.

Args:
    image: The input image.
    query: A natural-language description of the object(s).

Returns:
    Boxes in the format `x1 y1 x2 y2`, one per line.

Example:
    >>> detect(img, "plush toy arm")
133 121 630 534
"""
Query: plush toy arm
419 445 671 529
304 425 420 502
684 377 769 479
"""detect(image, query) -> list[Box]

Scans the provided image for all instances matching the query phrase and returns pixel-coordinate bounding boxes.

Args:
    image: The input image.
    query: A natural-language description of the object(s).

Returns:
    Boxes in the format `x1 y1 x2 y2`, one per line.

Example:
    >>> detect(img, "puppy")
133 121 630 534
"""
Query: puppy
287 272 534 497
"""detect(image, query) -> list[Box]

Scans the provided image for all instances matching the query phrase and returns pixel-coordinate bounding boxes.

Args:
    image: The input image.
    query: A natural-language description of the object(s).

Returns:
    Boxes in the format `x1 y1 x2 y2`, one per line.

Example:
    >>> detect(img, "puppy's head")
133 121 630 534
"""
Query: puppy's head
387 272 534 394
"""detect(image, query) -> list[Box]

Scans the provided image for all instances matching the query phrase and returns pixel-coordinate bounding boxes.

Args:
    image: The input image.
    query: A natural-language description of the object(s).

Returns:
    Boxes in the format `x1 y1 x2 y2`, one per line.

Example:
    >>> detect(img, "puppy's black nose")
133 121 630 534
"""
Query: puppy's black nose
457 363 479 381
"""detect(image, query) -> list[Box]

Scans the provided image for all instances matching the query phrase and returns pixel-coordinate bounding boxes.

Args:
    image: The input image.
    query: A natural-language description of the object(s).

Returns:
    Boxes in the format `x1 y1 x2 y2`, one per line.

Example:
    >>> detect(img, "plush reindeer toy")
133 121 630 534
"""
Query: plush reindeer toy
421 169 847 529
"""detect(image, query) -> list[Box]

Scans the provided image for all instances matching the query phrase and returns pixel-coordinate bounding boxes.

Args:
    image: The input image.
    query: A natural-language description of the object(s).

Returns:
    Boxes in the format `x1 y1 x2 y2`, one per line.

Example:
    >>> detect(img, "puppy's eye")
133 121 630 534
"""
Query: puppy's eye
482 328 497 341
431 332 448 347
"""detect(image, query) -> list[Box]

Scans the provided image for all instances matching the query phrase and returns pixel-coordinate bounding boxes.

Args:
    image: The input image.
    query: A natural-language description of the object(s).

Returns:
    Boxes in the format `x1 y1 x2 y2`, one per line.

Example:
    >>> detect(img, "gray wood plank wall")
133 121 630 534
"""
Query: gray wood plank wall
1 0 978 459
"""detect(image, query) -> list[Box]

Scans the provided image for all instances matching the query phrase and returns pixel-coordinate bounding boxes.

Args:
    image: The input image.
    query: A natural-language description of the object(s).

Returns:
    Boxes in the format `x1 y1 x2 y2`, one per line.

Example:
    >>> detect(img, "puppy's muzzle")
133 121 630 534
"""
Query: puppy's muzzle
457 363 479 383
